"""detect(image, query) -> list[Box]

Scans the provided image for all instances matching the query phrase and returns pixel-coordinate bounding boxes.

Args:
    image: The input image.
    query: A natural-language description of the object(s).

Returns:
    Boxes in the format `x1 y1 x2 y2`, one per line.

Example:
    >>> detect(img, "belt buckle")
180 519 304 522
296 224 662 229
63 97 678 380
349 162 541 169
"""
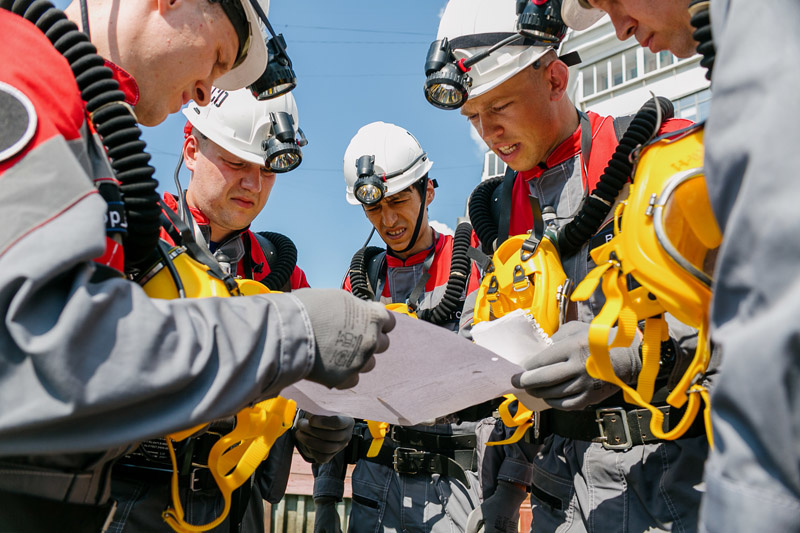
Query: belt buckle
393 447 423 475
594 407 633 450
188 468 205 492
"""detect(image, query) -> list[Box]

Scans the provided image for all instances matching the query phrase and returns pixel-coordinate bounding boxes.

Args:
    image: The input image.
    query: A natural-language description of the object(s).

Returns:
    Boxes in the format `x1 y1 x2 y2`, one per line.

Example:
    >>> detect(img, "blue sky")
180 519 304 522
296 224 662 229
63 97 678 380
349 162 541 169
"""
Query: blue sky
55 0 488 288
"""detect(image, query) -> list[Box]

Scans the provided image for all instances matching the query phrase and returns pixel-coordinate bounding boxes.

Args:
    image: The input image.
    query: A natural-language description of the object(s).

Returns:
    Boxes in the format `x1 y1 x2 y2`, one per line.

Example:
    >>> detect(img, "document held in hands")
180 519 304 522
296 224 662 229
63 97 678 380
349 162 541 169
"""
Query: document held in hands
282 311 552 424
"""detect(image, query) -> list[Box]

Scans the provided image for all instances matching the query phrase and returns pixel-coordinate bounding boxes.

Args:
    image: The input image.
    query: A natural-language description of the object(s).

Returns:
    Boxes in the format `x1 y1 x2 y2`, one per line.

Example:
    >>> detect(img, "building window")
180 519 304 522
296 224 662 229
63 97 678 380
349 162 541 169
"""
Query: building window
611 54 623 86
644 49 658 74
659 50 674 68
624 48 638 82
582 67 594 97
483 151 506 179
597 62 609 92
673 88 712 122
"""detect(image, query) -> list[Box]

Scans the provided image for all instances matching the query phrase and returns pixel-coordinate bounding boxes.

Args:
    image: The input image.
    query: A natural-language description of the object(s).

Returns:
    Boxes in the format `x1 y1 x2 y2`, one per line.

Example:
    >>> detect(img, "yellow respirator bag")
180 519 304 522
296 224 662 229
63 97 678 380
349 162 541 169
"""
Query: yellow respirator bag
571 126 721 446
138 244 297 532
473 233 569 442
473 233 568 336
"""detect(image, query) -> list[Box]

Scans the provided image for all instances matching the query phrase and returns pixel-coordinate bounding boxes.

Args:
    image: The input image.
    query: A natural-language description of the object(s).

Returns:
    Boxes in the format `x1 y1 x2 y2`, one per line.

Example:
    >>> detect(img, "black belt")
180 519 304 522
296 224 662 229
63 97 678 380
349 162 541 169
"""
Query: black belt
531 404 707 450
113 462 217 492
347 425 478 488
0 488 117 533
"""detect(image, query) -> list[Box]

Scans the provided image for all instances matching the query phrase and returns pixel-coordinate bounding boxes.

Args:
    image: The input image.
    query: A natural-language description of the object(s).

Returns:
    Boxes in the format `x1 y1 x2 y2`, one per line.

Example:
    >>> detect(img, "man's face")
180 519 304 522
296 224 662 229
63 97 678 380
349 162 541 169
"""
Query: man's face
127 0 241 126
363 184 433 257
460 65 561 173
184 136 276 242
587 0 697 58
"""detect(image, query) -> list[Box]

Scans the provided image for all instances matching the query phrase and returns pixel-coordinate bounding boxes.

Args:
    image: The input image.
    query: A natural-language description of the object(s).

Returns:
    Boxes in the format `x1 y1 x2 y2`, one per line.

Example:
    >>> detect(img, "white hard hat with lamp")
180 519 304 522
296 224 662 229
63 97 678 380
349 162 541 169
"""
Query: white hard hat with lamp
183 87 306 173
424 0 579 110
343 122 434 206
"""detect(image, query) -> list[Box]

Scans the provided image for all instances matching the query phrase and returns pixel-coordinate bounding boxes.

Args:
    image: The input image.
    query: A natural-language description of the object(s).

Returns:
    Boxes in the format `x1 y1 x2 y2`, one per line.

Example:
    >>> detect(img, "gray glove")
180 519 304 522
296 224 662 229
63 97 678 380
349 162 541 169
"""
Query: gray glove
466 480 528 533
293 289 395 389
512 320 641 410
294 411 355 464
313 497 342 533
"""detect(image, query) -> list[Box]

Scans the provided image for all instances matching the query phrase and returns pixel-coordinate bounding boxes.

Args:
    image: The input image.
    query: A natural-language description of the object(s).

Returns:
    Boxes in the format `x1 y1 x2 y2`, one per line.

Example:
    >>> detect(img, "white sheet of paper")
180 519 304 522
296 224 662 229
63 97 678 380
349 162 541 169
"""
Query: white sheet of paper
471 309 552 412
282 313 536 425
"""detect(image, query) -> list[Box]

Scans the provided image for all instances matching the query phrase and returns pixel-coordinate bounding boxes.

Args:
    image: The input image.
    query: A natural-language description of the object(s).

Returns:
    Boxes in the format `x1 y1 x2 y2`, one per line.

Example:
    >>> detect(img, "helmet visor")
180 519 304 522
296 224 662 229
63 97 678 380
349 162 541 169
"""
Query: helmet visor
654 169 723 287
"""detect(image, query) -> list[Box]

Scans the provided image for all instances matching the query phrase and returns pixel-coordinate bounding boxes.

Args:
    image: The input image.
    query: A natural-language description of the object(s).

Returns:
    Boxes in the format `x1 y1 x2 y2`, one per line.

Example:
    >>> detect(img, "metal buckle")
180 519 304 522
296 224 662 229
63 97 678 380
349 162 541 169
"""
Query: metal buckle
393 447 423 475
188 468 207 492
594 407 633 450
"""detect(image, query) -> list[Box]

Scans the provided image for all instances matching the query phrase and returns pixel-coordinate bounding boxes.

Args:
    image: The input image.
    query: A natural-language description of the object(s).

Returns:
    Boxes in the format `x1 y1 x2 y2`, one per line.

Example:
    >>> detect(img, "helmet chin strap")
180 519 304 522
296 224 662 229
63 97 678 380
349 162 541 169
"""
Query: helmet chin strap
392 178 429 255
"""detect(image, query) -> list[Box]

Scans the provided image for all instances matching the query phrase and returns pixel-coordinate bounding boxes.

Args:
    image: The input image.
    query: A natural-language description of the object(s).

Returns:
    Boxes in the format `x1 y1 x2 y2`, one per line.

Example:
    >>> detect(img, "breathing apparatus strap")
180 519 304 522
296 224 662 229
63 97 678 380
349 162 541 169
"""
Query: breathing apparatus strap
162 397 297 532
394 178 430 255
571 244 714 446
160 206 241 295
496 166 518 247
404 245 436 313
486 395 536 446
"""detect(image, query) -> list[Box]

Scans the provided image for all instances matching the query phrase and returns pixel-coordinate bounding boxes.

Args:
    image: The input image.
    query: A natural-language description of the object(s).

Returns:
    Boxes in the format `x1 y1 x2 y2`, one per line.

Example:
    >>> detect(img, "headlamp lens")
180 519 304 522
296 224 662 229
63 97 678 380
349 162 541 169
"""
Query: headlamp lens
264 137 302 173
355 182 384 205
426 82 468 109
270 150 302 172
424 63 470 110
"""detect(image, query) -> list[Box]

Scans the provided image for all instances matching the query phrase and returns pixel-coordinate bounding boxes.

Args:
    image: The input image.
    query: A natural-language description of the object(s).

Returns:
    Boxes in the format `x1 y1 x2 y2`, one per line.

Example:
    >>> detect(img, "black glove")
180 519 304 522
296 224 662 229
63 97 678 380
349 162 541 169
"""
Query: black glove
466 481 528 533
294 412 354 464
313 497 342 533
512 320 641 410
293 288 395 389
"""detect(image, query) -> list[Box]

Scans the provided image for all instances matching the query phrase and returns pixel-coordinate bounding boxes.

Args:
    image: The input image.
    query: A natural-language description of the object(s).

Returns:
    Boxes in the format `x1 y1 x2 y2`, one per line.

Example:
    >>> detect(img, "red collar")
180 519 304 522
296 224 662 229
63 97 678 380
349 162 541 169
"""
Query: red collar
386 231 443 268
518 110 608 182
163 192 209 225
104 59 139 106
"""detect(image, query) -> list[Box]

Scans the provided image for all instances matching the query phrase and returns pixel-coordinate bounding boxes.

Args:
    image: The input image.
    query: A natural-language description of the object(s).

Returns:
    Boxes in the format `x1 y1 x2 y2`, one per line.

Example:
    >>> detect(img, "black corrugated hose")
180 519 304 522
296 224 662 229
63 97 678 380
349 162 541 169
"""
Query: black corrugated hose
348 246 386 301
418 221 474 326
255 231 297 292
467 176 503 255
3 0 162 272
555 96 674 258
689 0 715 81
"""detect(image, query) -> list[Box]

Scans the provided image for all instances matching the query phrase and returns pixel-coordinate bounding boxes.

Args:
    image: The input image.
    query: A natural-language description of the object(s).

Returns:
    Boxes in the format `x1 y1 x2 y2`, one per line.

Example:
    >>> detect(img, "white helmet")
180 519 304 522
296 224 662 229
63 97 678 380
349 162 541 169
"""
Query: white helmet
436 0 552 99
560 0 605 31
214 0 270 91
183 87 304 172
343 122 433 206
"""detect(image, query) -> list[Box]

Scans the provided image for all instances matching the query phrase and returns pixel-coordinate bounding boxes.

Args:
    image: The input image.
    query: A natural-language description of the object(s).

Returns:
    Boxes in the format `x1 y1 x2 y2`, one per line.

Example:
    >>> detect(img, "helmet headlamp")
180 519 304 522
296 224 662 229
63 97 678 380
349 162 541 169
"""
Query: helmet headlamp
516 0 567 44
249 34 297 100
243 0 297 101
352 152 429 206
424 39 472 110
353 155 385 205
261 111 303 172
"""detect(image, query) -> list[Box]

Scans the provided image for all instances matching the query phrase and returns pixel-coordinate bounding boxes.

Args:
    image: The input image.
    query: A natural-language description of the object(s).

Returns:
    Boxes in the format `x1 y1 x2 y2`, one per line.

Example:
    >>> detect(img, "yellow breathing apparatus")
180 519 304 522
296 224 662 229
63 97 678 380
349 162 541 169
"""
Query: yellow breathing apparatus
140 245 297 532
473 232 570 444
571 125 721 446
473 233 568 335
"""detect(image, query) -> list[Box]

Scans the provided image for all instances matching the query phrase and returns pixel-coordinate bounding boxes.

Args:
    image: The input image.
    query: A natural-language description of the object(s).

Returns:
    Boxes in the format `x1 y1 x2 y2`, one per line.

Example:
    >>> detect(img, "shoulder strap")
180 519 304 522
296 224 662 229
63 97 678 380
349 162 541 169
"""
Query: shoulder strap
613 114 636 141
367 251 387 301
253 232 278 271
495 165 519 248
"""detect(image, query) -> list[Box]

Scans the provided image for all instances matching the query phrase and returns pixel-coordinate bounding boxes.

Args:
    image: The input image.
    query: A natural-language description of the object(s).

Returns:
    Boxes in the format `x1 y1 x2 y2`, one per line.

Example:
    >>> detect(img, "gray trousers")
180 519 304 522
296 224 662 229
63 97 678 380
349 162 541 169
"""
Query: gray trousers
529 435 708 532
347 460 481 533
